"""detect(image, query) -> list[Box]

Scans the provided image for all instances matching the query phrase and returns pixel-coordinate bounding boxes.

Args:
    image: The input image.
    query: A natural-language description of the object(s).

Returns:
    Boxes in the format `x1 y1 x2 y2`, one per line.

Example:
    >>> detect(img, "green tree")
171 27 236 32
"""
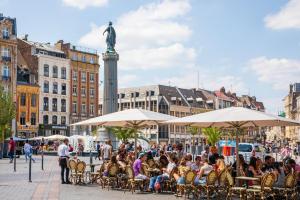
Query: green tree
106 127 135 143
187 126 200 145
0 86 16 157
202 127 221 146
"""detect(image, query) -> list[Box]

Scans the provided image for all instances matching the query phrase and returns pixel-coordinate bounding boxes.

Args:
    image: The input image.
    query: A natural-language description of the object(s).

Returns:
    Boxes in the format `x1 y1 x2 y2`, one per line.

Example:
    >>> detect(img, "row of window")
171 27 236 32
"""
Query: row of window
43 115 66 125
43 64 67 79
44 81 67 95
72 71 95 82
72 54 96 64
72 86 95 97
72 102 95 115
20 94 37 107
19 112 36 126
43 97 67 112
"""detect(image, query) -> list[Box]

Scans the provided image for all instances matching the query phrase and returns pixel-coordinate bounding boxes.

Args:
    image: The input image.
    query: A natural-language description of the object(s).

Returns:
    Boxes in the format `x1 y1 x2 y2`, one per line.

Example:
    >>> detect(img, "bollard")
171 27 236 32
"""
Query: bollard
13 149 16 172
41 150 44 170
89 150 93 165
29 155 32 182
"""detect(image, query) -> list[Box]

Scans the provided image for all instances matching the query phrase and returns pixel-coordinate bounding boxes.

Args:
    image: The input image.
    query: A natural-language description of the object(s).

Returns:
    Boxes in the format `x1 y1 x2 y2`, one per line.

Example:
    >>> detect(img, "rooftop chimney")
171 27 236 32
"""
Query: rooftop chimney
23 34 28 41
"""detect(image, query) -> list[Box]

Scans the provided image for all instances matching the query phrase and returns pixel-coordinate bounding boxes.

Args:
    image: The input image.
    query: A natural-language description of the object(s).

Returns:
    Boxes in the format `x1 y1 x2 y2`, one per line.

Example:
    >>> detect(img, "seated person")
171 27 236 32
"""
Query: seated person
176 158 190 184
103 155 118 176
133 152 149 180
273 162 285 187
232 154 248 177
149 153 177 192
191 155 202 172
216 155 226 173
261 155 275 172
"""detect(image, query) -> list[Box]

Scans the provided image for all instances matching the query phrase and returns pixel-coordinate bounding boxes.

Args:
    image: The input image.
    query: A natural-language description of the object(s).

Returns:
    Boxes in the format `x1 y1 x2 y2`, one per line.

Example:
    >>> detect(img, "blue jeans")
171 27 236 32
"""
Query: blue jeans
177 177 185 184
8 151 14 161
149 175 169 189
25 152 35 162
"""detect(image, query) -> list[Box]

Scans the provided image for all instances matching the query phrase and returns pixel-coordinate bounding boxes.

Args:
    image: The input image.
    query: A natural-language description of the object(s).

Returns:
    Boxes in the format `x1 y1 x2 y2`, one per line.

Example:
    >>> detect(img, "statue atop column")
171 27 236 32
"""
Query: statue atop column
103 21 116 52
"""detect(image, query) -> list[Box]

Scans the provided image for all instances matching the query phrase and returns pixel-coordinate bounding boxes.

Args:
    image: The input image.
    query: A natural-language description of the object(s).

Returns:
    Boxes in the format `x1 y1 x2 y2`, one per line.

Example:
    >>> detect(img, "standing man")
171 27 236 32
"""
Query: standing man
8 137 15 163
102 140 112 161
24 140 35 162
95 141 101 160
57 139 71 184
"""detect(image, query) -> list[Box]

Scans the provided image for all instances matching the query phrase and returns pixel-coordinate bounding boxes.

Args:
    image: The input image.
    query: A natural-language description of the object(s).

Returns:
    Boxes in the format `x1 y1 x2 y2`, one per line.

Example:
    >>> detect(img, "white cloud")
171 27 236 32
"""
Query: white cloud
119 74 139 88
248 56 300 90
79 0 195 70
265 0 300 29
158 70 247 94
62 0 108 9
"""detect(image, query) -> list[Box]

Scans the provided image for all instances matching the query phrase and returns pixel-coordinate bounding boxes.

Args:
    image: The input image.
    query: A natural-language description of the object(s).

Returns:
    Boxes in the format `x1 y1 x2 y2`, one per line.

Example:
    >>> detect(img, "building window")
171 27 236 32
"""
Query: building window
82 55 86 62
43 64 49 77
61 99 66 112
72 71 77 81
61 116 66 125
31 94 37 107
1 47 10 57
72 53 77 61
2 27 9 39
90 104 94 115
52 98 57 112
52 65 58 78
72 102 77 113
44 81 49 93
43 115 49 125
90 73 95 82
90 88 94 97
43 97 49 111
20 93 26 106
61 67 66 79
52 115 57 125
81 72 86 82
81 103 86 114
61 83 66 95
90 57 94 64
53 82 58 94
2 65 9 77
81 87 86 96
20 112 26 125
31 113 36 125
72 86 77 96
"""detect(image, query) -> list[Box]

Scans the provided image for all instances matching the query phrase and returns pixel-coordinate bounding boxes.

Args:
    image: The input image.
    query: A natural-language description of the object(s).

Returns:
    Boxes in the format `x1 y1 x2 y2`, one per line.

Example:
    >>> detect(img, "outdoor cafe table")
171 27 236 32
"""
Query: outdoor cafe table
86 163 101 172
146 168 161 176
235 176 260 188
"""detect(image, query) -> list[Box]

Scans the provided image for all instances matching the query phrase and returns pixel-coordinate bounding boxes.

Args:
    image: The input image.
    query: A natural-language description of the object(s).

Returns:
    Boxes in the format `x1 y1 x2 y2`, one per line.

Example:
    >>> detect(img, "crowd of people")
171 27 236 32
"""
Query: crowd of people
91 141 300 193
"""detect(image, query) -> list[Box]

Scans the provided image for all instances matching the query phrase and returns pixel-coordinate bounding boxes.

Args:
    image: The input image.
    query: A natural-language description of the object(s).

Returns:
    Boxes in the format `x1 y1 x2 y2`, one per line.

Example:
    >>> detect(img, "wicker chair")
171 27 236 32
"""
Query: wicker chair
162 167 178 193
273 172 298 200
226 171 247 200
147 159 156 168
176 170 196 198
217 169 227 196
125 166 145 194
90 164 104 184
197 170 218 200
101 163 119 190
75 161 86 184
68 159 77 184
246 173 276 200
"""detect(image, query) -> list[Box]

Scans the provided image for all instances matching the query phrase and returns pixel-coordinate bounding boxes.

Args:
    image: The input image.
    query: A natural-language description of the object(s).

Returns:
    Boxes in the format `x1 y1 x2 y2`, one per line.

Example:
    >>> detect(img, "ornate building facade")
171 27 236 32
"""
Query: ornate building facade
56 41 99 135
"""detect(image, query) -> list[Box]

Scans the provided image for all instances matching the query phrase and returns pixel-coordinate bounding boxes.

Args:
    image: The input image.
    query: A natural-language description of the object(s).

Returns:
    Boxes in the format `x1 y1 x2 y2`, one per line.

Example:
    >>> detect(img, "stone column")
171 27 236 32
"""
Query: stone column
101 51 119 144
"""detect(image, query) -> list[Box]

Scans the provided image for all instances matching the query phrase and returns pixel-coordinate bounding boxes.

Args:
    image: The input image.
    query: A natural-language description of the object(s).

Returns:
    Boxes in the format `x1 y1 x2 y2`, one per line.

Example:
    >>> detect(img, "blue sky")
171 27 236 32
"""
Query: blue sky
2 0 300 113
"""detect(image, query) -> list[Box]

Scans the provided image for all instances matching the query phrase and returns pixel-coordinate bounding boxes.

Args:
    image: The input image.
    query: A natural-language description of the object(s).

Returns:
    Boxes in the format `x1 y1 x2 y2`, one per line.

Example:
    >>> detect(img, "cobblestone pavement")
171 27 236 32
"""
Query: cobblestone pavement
0 155 177 200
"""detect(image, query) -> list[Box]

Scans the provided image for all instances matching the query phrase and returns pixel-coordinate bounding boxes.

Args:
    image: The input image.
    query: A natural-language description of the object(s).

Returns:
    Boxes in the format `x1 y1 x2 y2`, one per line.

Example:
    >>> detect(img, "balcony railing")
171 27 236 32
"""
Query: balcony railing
1 75 11 81
1 56 11 62
2 35 9 40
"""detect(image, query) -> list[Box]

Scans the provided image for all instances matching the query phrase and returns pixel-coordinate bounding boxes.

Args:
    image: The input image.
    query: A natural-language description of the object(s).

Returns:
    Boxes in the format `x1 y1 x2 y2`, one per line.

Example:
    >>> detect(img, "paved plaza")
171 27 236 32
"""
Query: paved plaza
0 155 175 200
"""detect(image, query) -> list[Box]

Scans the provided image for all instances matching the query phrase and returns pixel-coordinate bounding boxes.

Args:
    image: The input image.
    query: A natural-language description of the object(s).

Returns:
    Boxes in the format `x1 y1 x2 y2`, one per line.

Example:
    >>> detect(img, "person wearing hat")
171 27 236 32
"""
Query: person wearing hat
133 152 149 180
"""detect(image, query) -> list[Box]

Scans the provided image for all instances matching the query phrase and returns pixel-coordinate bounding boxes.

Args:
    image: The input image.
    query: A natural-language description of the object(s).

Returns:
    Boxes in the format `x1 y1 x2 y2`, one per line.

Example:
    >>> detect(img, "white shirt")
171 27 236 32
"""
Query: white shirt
24 143 32 153
200 163 213 176
58 143 70 157
103 144 111 159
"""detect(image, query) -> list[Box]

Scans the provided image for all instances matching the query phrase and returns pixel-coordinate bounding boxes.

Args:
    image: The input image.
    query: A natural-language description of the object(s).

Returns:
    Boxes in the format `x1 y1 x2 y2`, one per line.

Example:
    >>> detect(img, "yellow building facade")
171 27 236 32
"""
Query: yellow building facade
16 83 39 138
